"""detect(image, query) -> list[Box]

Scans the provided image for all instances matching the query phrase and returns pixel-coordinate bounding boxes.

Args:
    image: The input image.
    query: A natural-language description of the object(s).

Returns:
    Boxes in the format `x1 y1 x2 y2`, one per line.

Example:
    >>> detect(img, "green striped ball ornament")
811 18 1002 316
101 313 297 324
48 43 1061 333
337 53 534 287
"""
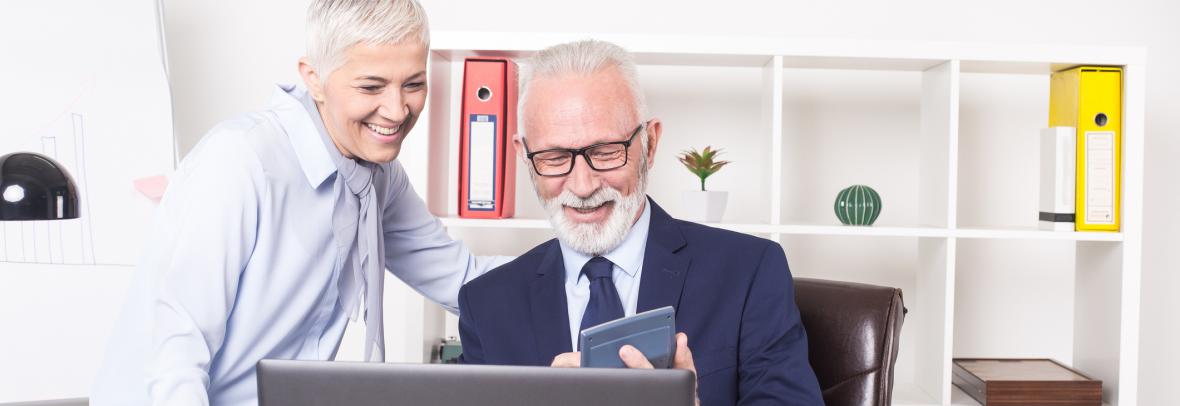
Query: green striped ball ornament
834 185 882 226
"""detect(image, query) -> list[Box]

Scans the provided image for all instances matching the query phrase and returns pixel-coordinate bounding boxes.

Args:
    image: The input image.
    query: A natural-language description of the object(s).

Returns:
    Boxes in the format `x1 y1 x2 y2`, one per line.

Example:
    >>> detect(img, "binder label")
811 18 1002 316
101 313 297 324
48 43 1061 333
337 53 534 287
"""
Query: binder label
1084 131 1115 224
467 114 497 211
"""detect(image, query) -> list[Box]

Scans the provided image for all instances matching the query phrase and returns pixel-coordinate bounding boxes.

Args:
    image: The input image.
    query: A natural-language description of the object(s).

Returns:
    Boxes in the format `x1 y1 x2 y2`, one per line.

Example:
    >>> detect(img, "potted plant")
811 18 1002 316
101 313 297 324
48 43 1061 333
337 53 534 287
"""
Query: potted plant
678 146 730 222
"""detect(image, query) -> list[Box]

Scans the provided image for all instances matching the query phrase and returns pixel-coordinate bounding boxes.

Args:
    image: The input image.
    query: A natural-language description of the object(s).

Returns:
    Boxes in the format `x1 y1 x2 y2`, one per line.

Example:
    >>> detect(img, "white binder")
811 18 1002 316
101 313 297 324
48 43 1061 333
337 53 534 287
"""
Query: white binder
1039 127 1076 231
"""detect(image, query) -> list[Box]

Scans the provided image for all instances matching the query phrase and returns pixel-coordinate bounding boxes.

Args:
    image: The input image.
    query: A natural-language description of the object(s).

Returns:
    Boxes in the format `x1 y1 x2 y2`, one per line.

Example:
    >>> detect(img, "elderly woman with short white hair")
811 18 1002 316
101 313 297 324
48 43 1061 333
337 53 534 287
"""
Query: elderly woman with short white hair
91 1 507 404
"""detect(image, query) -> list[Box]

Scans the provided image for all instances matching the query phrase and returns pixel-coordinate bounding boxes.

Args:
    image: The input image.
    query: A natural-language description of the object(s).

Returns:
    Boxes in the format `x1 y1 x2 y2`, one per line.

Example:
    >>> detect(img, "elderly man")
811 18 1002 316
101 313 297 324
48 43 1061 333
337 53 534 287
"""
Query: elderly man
457 40 824 405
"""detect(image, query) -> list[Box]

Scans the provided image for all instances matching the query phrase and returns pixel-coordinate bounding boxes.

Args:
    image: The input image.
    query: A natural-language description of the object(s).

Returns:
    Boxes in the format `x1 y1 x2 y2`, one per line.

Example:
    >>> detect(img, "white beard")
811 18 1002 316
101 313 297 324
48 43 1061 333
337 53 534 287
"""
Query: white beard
541 174 648 256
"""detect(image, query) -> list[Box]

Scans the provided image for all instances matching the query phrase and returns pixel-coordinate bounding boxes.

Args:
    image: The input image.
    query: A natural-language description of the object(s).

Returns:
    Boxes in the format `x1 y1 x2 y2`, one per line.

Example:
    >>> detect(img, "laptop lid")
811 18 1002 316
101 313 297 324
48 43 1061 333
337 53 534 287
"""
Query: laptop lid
257 360 695 406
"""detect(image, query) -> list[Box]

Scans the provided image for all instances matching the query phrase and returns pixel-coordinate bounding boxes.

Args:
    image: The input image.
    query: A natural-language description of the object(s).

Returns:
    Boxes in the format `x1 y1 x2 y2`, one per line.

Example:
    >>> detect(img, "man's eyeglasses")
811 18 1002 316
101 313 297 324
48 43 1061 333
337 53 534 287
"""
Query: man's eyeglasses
523 123 644 177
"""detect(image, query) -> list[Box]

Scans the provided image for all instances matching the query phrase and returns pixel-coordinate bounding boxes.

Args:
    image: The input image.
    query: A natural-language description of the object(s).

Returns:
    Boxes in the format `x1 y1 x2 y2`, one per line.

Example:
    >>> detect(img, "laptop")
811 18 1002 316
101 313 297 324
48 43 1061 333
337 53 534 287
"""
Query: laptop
257 359 695 406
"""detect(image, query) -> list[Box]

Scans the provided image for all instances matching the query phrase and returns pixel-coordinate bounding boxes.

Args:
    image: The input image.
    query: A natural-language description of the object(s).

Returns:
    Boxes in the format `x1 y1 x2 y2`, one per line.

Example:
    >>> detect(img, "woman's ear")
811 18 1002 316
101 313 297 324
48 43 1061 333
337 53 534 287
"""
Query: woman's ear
297 57 326 103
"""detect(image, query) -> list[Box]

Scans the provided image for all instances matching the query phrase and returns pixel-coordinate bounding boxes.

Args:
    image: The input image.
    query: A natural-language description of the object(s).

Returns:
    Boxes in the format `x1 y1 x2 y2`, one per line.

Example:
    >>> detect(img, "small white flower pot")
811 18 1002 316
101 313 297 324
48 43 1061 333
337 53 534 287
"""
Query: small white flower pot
681 190 728 223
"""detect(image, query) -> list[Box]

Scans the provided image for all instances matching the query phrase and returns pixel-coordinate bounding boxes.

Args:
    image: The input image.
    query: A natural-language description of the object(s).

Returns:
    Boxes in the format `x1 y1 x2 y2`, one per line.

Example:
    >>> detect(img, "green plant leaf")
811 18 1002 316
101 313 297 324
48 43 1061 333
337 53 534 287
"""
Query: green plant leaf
677 146 729 191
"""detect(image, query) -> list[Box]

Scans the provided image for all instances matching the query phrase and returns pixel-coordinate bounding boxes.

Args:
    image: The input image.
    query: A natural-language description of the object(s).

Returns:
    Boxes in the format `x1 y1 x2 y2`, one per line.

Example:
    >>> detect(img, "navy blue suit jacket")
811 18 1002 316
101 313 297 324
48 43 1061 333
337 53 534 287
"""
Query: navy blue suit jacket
458 200 824 405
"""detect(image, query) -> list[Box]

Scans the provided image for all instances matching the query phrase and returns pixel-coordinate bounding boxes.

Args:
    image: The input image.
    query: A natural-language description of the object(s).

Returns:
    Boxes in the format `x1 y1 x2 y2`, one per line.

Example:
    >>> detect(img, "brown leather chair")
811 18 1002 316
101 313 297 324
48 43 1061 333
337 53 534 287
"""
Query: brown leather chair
795 278 906 406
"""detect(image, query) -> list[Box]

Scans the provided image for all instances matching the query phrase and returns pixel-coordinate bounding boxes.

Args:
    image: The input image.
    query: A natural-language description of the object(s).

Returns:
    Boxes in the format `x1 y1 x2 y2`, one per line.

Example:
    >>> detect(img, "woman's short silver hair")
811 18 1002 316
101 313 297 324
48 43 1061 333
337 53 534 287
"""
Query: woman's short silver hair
306 0 430 80
518 39 650 140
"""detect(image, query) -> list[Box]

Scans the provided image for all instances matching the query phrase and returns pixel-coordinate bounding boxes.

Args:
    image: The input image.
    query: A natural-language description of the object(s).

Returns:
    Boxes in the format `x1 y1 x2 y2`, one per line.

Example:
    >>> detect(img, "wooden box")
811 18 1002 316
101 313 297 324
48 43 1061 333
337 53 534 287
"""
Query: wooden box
951 358 1102 406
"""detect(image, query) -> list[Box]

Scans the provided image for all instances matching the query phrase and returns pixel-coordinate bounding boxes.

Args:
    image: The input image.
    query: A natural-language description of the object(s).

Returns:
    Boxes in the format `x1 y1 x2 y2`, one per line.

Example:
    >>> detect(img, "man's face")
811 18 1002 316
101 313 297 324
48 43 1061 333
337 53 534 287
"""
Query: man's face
518 66 662 255
301 40 428 163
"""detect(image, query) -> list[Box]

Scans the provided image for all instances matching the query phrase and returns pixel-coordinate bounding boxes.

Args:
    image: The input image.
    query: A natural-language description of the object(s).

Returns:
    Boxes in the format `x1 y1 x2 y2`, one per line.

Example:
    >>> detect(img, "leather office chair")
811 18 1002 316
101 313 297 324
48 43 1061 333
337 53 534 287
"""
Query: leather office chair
795 278 906 406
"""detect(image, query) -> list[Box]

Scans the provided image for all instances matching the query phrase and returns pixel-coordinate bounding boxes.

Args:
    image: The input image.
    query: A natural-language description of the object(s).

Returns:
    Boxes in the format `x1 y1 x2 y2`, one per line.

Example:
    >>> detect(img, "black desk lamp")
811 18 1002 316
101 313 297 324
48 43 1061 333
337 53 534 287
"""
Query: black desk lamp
0 152 80 220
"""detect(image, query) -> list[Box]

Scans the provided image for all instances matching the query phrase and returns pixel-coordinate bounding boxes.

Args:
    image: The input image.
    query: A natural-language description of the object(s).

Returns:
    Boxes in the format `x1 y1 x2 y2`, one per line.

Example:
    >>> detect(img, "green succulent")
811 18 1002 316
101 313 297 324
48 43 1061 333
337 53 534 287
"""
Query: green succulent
677 146 730 191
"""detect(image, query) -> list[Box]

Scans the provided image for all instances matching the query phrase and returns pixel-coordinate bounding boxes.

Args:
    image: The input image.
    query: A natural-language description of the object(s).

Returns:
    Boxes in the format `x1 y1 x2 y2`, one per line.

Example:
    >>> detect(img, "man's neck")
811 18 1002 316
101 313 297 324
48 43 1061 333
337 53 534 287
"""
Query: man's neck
630 199 647 228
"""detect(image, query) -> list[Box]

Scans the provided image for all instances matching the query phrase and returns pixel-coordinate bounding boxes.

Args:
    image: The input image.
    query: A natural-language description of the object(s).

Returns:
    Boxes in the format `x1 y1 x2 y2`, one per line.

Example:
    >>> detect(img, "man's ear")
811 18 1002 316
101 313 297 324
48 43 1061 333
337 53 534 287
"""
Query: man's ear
513 134 529 165
509 133 523 158
297 57 326 103
643 118 662 170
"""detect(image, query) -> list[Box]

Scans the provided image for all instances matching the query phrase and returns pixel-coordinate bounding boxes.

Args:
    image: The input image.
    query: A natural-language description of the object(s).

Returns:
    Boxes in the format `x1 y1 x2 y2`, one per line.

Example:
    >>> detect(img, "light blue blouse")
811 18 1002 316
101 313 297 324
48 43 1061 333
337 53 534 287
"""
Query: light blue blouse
91 84 507 406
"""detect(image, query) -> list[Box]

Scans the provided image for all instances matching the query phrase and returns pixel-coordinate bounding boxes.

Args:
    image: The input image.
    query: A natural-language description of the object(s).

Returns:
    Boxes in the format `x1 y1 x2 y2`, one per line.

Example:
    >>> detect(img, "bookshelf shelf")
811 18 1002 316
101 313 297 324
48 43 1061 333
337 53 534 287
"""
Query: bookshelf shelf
400 31 1145 406
954 227 1123 242
440 218 954 238
892 384 979 406
440 219 1124 242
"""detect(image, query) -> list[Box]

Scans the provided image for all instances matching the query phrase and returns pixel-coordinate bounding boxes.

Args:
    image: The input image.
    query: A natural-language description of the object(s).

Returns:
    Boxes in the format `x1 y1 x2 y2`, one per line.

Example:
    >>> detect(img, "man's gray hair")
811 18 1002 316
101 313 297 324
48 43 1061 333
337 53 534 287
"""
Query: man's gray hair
518 39 650 141
306 0 430 80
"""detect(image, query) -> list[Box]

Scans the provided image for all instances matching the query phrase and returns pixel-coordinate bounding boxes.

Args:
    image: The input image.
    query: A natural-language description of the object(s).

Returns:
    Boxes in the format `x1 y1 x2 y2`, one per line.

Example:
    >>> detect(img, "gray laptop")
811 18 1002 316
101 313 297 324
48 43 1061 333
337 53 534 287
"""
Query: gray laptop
257 359 695 406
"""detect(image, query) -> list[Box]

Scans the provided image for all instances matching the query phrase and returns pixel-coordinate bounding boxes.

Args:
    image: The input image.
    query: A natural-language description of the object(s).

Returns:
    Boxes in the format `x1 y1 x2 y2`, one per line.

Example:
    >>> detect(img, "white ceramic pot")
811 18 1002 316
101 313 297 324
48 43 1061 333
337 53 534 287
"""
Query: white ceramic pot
680 190 728 223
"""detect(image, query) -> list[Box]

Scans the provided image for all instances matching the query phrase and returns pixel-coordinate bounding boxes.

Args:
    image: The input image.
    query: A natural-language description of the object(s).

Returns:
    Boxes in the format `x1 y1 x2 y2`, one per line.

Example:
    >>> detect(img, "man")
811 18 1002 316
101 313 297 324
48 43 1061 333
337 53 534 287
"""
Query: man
457 39 824 405
91 1 506 405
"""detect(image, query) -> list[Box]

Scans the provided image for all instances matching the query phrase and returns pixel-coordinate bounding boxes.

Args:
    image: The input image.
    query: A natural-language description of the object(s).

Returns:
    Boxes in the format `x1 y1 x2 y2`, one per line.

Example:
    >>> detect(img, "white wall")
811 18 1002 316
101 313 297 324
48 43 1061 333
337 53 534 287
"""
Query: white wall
4 0 1176 403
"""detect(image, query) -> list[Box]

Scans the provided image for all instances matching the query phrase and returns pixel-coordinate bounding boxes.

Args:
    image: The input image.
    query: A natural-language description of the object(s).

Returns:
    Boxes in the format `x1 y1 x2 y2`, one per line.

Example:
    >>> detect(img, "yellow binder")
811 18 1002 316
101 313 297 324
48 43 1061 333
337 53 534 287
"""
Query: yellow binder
1049 66 1122 232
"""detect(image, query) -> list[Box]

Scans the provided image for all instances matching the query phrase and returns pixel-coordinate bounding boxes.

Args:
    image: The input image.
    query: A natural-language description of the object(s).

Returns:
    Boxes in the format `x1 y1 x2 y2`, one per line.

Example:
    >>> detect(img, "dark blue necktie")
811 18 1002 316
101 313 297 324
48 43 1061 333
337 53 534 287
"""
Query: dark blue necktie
579 256 625 334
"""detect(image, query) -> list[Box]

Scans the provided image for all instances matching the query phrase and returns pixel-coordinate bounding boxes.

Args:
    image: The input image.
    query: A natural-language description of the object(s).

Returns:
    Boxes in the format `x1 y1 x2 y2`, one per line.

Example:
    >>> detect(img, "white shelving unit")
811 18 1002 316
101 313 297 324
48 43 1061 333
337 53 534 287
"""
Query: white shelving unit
401 31 1145 405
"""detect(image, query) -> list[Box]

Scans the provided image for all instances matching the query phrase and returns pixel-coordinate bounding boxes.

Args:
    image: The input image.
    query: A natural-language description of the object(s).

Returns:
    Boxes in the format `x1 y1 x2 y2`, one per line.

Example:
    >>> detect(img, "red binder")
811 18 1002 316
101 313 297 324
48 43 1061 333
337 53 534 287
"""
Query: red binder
458 57 517 219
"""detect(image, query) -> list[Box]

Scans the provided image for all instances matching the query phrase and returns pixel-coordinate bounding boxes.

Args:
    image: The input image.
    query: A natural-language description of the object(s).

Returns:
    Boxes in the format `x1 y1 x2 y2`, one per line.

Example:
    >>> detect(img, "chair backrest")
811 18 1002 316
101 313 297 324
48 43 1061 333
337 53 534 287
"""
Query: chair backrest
794 278 905 406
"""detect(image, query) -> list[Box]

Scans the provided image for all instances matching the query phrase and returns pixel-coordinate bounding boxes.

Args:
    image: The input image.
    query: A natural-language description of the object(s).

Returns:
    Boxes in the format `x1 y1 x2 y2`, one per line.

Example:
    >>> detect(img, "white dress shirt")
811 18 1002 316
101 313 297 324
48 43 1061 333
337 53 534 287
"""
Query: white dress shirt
560 201 652 350
91 84 507 406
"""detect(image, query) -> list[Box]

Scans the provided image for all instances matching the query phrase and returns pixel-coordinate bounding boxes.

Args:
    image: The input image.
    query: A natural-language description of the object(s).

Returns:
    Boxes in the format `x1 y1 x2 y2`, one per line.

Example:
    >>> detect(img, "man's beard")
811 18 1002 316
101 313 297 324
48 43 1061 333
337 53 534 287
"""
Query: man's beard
539 171 648 256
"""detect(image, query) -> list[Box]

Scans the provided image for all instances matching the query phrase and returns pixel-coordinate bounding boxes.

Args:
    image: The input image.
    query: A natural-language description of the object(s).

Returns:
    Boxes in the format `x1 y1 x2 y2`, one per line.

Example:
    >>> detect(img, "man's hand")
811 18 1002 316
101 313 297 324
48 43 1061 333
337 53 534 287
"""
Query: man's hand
549 334 699 403
618 332 696 372
550 351 581 368
550 332 697 372
619 333 699 405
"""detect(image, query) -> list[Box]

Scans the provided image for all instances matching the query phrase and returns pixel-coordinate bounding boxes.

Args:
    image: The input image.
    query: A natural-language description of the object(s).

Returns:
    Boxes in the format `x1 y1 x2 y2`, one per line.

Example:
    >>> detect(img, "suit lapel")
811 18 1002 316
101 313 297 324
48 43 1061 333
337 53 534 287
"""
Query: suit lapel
637 200 691 313
529 241 573 362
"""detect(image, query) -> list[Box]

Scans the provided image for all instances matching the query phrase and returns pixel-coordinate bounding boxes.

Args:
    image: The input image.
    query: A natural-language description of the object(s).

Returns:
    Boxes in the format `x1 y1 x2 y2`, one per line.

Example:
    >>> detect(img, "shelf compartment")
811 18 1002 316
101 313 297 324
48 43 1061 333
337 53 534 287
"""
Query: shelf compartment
638 63 773 224
953 239 1077 364
779 67 924 227
955 71 1050 230
779 61 957 230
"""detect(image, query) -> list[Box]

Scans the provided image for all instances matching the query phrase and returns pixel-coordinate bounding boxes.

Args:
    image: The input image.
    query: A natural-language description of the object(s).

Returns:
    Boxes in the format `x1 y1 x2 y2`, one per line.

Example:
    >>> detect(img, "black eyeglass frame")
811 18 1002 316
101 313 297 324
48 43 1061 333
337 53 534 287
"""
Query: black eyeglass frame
522 123 645 177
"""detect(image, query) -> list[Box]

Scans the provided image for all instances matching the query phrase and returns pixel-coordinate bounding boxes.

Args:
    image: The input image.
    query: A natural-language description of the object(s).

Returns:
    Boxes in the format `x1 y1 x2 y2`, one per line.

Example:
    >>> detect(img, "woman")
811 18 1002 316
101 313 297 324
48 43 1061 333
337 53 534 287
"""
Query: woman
91 1 505 405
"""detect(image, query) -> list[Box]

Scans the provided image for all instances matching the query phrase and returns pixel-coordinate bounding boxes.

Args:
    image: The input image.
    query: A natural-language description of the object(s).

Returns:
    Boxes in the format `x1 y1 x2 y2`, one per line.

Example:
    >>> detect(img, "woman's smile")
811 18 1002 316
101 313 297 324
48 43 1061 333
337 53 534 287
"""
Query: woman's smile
365 121 404 144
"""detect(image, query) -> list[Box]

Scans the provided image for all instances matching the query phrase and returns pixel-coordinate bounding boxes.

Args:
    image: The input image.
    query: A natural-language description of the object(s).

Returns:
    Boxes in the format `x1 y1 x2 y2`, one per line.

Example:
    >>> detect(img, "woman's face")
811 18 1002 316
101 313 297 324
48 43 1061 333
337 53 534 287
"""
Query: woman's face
302 40 428 164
